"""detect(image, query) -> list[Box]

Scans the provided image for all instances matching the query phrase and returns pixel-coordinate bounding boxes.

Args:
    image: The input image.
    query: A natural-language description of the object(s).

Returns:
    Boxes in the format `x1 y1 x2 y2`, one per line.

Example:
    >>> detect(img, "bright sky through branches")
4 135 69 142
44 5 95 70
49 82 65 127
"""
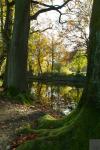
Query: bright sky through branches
31 0 91 51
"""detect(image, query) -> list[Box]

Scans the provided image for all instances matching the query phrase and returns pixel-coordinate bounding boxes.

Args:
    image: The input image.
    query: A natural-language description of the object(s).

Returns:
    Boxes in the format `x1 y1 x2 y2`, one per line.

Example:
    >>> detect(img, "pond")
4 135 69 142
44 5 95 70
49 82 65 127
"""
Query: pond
30 82 83 115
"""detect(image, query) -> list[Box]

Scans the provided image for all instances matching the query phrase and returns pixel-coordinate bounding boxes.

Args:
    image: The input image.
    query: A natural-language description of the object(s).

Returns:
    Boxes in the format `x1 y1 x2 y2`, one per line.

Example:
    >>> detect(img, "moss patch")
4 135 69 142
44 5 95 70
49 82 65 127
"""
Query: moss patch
16 105 100 150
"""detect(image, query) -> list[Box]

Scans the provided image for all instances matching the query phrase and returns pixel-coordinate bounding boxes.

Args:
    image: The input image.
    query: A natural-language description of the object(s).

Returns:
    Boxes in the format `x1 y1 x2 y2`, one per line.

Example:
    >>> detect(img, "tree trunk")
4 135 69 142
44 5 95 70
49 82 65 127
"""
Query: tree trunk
7 0 30 92
37 49 42 74
3 0 14 88
51 40 54 72
79 0 100 108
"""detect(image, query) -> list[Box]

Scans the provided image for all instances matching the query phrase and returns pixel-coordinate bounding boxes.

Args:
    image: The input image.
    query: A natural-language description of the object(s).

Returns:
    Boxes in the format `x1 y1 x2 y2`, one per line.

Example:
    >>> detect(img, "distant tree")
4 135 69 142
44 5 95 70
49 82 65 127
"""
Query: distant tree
68 50 87 74
59 0 92 51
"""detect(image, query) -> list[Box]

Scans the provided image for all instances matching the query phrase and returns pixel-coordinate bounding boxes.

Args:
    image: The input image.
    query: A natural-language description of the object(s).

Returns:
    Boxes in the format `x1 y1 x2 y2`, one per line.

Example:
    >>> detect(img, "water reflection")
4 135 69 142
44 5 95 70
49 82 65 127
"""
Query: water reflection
31 82 83 115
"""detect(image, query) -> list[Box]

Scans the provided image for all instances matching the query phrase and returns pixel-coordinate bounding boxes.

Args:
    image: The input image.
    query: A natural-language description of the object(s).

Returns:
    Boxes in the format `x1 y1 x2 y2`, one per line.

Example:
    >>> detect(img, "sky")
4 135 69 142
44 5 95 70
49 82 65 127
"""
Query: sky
35 0 67 38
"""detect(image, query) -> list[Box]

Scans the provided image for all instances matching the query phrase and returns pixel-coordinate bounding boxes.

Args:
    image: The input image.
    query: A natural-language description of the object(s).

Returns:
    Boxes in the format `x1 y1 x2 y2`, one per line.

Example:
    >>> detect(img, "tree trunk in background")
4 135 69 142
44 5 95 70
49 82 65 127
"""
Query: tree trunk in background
3 0 14 88
51 39 54 72
7 0 30 92
79 0 100 108
4 0 13 52
37 48 42 74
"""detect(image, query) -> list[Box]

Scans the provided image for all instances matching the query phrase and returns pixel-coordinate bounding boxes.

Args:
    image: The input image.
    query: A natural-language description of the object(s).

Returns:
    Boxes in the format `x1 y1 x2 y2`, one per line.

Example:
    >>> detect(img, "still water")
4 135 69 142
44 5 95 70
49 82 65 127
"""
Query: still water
31 82 83 115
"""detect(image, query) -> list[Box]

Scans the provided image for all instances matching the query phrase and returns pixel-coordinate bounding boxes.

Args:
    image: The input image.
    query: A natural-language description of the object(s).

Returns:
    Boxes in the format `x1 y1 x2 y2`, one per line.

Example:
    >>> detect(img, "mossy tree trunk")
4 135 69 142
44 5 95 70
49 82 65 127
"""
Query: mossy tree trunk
79 0 100 108
7 0 30 92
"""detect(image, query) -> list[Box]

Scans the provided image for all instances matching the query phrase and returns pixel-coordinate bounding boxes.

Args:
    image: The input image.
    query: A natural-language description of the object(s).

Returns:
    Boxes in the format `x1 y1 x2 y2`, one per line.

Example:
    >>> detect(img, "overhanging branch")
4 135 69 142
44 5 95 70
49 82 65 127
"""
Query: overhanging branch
30 0 72 20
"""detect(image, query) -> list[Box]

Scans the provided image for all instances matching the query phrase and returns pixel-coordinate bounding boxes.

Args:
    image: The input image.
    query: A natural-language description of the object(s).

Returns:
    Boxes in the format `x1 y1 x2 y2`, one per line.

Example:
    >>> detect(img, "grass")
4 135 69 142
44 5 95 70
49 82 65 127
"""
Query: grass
16 104 100 150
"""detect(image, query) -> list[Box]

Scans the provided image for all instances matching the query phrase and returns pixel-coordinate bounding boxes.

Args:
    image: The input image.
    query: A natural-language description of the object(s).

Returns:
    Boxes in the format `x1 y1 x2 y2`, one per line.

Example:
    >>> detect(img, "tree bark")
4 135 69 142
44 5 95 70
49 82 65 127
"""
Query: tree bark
79 0 100 108
3 0 14 88
7 0 30 92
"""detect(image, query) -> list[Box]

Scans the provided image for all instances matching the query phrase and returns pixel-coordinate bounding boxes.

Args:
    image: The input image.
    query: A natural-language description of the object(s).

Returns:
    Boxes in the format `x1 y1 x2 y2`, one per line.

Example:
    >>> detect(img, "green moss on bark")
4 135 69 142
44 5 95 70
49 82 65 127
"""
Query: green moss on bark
16 106 100 150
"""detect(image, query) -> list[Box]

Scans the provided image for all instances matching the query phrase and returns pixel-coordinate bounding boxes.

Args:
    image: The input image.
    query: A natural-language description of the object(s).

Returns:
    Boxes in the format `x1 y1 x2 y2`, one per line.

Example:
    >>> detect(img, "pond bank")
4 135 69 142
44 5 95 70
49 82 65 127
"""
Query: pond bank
28 74 86 87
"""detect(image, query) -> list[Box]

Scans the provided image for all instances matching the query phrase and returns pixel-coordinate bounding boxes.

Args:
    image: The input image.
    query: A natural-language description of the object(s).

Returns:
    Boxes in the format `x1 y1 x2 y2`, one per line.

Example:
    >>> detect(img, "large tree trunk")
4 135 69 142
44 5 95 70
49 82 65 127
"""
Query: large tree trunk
7 0 30 92
79 0 100 108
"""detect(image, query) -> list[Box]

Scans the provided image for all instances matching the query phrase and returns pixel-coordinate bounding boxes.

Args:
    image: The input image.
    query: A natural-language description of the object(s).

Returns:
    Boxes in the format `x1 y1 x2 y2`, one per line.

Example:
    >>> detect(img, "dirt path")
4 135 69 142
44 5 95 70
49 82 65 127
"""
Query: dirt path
0 100 46 150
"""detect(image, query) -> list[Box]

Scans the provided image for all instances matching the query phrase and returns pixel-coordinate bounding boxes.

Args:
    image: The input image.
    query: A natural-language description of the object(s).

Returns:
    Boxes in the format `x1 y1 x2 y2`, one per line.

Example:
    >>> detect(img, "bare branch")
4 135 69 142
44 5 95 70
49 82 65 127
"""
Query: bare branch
31 0 53 7
56 10 68 24
30 0 72 20
30 26 52 34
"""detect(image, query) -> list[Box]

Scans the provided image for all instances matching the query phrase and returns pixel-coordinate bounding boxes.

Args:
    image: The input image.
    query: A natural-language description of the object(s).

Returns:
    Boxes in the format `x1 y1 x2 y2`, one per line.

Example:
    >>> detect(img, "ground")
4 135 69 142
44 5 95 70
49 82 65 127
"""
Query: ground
1 98 100 150
0 99 62 150
0 100 53 150
0 100 35 149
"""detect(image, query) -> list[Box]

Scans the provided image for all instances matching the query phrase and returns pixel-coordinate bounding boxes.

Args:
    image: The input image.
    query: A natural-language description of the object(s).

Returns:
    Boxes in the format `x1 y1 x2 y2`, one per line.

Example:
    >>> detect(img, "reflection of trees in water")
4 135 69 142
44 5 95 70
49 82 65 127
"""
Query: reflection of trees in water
31 82 83 112
36 83 42 102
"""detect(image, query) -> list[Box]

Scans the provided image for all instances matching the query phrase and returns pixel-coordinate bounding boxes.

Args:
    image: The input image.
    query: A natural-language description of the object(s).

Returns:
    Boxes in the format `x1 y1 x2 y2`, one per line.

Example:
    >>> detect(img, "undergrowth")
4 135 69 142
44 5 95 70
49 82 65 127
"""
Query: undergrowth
0 87 34 105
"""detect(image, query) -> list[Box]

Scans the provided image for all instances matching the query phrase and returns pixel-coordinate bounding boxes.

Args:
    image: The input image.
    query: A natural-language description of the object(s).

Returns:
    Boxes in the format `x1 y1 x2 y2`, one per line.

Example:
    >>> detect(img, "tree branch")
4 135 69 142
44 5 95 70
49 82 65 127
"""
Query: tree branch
8 0 15 7
30 26 52 34
30 0 72 20
31 0 53 7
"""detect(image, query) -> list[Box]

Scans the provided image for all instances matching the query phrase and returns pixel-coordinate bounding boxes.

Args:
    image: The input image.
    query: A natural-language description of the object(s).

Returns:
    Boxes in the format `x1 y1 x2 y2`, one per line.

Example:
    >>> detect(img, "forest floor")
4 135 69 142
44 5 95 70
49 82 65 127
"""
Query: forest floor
0 99 62 150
